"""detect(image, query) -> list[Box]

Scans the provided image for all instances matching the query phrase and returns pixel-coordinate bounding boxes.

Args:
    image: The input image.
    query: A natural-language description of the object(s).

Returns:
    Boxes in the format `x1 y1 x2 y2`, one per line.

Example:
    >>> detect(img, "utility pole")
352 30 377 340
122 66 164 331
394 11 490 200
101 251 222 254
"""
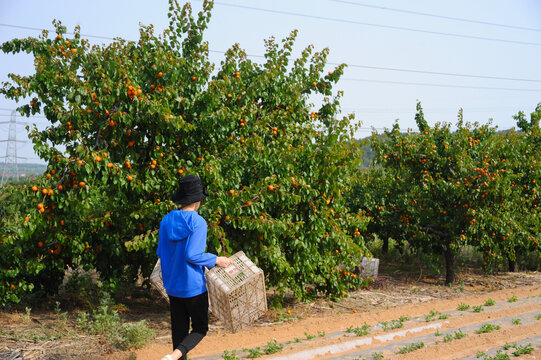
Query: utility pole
0 110 27 185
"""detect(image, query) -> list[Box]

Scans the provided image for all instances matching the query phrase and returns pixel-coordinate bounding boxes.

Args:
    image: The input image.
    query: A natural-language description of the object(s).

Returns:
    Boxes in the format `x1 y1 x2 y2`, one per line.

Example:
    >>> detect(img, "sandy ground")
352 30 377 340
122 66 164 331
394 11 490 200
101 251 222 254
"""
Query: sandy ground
117 279 541 360
1 270 539 360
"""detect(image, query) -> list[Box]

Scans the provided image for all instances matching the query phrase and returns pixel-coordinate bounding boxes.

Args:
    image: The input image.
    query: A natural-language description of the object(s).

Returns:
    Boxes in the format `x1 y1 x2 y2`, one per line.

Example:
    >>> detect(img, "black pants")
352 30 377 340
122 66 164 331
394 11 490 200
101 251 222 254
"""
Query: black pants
169 292 209 358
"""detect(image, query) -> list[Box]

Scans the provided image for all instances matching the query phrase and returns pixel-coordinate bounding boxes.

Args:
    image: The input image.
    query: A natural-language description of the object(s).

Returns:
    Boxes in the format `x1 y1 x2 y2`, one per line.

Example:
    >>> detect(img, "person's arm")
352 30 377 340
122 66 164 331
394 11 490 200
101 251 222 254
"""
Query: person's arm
185 219 217 268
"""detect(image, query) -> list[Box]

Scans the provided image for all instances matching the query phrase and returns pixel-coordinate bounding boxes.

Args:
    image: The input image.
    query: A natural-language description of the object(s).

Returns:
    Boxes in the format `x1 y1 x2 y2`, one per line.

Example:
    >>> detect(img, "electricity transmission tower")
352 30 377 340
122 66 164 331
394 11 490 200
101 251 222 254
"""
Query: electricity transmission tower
0 110 27 185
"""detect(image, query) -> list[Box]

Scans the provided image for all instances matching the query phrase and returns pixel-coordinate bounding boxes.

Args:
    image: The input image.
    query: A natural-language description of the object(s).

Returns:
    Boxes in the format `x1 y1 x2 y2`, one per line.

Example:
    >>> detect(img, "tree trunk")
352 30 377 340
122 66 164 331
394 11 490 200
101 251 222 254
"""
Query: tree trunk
382 237 389 255
444 248 456 285
508 257 519 272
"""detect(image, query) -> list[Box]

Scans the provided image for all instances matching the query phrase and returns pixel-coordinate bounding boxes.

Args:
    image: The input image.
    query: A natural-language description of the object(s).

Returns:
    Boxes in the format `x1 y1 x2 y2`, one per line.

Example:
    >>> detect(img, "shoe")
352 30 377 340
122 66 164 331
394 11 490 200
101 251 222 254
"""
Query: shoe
160 355 173 360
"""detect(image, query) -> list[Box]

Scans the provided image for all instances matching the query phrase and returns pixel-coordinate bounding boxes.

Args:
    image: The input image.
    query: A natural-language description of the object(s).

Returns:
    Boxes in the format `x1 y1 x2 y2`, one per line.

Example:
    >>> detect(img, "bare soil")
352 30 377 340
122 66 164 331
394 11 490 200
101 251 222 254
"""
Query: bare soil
1 267 540 360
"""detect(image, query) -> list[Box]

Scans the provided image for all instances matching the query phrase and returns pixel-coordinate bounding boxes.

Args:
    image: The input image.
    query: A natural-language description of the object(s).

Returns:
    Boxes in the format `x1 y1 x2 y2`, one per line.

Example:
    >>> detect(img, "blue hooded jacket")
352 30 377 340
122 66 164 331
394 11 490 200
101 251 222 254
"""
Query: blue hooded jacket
157 209 217 298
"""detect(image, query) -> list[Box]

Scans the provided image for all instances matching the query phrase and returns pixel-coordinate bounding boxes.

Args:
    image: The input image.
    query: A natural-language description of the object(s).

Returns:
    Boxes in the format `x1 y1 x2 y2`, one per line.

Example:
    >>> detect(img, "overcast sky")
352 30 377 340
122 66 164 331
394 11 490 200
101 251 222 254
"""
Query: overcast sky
1 0 540 164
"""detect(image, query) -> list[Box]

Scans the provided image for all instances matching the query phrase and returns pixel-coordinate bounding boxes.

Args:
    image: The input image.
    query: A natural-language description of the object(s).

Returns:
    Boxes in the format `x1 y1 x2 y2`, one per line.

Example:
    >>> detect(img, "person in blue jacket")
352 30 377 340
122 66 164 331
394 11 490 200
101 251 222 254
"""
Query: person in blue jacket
158 175 232 360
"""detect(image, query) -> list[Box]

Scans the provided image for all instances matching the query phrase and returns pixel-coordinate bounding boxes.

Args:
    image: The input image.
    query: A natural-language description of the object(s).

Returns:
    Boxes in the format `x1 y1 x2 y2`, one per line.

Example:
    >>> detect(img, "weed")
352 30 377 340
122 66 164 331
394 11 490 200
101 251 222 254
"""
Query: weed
535 314 541 320
457 303 470 311
485 351 510 360
346 323 371 336
399 315 410 322
501 342 516 350
443 329 467 343
12 325 67 342
453 329 467 340
484 298 496 306
507 295 517 303
380 318 404 331
438 313 449 320
511 318 521 325
222 350 239 360
263 339 283 355
435 330 442 336
21 307 32 323
476 323 501 334
443 333 453 343
274 310 296 323
76 293 155 350
396 341 424 354
512 343 534 356
116 321 155 351
476 351 486 358
424 309 443 322
371 352 384 359
473 305 484 312
243 346 262 358
305 332 316 340
54 301 62 316
294 337 301 343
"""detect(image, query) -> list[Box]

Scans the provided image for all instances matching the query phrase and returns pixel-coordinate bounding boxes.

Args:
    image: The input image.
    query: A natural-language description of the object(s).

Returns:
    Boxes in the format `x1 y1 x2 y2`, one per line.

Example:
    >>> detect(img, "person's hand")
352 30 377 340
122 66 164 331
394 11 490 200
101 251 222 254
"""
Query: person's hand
216 256 233 267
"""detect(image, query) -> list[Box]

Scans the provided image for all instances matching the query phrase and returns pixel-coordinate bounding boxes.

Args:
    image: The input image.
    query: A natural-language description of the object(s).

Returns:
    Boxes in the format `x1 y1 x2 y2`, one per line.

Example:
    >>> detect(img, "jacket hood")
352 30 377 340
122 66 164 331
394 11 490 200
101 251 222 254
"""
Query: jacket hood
160 210 194 241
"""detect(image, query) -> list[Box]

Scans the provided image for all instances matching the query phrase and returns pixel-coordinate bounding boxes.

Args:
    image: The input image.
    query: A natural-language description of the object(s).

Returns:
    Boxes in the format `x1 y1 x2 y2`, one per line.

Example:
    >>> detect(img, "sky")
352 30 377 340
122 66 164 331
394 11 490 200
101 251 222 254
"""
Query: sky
1 0 540 164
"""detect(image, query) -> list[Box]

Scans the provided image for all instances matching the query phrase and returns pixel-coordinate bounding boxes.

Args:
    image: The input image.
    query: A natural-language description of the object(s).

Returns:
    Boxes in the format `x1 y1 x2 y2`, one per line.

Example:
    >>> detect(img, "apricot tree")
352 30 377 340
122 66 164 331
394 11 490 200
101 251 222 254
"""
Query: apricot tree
365 103 540 283
1 0 368 304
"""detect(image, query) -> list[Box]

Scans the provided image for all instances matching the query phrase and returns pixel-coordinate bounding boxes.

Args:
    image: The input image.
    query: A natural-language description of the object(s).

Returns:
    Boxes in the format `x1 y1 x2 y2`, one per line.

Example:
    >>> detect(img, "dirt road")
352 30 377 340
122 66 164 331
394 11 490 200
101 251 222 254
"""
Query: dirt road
127 282 541 360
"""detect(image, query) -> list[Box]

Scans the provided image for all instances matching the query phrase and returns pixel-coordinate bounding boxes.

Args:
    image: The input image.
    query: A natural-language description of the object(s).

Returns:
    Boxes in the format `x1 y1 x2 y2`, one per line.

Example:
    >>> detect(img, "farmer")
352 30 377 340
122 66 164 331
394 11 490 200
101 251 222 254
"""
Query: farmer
158 175 232 360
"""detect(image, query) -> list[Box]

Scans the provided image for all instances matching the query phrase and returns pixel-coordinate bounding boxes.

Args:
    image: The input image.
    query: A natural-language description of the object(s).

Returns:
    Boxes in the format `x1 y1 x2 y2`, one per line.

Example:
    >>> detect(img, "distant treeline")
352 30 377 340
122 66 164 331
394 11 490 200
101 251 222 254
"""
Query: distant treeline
1 163 46 185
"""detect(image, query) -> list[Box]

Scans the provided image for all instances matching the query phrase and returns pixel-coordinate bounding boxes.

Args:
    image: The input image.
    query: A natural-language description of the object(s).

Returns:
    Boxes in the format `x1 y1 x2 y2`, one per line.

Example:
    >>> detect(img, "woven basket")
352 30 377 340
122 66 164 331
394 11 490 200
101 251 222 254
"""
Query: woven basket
360 257 380 279
150 259 169 302
205 251 267 333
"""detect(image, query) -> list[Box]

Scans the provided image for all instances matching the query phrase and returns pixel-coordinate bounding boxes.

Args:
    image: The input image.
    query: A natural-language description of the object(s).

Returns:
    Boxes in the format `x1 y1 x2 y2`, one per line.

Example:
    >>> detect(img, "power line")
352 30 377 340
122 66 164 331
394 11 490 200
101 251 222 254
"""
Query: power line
330 0 541 33
202 1 541 47
341 77 541 92
0 23 116 41
2 23 541 84
328 63 541 83
3 1 541 49
342 107 523 114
